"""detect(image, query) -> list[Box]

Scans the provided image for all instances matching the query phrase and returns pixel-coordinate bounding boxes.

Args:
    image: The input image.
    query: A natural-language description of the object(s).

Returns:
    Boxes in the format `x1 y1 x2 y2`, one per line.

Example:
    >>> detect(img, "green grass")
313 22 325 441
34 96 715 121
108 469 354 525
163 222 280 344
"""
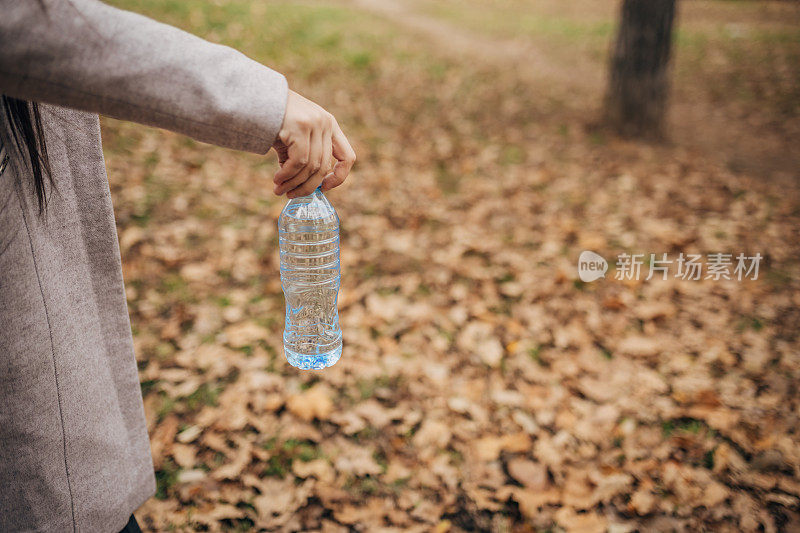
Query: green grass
156 393 178 422
355 375 396 401
661 417 709 438
413 0 800 116
184 383 220 411
419 1 614 45
527 345 542 365
261 438 324 478
106 0 400 82
155 459 180 499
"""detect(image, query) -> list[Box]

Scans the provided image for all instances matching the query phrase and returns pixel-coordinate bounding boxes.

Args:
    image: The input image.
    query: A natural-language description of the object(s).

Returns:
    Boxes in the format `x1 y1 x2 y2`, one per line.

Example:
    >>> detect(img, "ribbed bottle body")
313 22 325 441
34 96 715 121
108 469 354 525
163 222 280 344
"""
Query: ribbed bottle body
278 188 342 369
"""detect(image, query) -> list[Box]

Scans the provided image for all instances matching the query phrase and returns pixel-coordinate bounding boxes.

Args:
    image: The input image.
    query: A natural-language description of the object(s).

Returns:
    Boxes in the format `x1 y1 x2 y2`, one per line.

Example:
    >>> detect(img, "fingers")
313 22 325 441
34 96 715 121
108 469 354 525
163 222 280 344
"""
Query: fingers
322 128 333 177
273 137 309 189
321 118 356 191
313 127 333 190
272 89 355 197
272 140 290 166
276 128 321 197
287 123 332 199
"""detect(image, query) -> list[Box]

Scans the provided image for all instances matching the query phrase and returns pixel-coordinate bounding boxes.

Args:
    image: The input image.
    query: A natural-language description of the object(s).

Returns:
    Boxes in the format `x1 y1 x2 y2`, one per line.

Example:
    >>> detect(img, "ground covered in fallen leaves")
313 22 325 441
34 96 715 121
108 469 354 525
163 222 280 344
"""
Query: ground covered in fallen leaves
103 0 800 531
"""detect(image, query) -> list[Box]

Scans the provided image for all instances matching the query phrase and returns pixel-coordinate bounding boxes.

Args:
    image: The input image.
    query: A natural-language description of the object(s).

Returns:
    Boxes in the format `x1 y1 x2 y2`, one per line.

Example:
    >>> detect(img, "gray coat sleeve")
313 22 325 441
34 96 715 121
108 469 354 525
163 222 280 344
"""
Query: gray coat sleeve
0 0 288 154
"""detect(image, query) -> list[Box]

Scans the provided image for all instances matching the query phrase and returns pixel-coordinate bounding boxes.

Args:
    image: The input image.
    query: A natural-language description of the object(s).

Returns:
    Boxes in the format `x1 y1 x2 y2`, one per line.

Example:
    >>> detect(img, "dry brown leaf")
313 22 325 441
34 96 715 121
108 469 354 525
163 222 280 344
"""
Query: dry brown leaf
286 384 334 422
334 443 383 476
502 432 533 453
474 436 505 462
354 399 394 428
412 420 452 452
561 469 595 509
180 262 215 282
458 321 504 368
589 470 633 504
176 469 206 485
617 335 661 357
202 431 231 454
507 458 548 490
176 425 202 444
513 488 561 519
630 488 657 515
334 503 380 525
431 454 459 489
476 337 504 368
701 481 730 507
331 410 367 434
150 414 179 469
293 458 335 483
384 460 413 483
712 442 747 473
171 442 196 469
214 394 249 432
473 432 532 462
410 500 445 523
211 437 252 480
119 226 145 254
191 503 247 524
252 478 314 529
554 507 608 533
223 321 268 348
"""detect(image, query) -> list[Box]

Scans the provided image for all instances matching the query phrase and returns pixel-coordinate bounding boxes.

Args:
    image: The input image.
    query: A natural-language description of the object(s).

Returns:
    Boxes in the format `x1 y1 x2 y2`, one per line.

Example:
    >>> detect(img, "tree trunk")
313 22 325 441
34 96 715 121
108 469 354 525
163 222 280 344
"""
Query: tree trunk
605 0 676 139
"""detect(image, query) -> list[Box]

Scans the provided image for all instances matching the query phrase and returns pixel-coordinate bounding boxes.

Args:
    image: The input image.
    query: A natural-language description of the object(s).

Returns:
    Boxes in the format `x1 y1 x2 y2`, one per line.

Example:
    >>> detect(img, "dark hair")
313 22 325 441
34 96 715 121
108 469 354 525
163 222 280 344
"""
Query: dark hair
2 95 52 213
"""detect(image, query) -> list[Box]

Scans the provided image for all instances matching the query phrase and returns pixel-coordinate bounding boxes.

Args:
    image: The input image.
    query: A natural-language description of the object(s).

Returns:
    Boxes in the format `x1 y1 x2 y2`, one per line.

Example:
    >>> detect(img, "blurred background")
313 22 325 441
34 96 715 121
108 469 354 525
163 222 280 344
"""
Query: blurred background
103 0 800 531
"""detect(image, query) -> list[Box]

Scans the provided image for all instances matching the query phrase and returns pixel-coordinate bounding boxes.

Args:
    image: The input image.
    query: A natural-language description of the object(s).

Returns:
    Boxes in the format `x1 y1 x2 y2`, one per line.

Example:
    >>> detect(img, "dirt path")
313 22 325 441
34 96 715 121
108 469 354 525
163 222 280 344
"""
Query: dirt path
350 0 799 181
350 0 604 100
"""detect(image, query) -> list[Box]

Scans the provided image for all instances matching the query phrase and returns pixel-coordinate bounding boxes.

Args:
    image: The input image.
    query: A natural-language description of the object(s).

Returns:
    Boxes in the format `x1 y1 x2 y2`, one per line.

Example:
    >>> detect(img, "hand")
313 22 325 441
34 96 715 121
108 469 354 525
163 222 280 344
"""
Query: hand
271 90 356 198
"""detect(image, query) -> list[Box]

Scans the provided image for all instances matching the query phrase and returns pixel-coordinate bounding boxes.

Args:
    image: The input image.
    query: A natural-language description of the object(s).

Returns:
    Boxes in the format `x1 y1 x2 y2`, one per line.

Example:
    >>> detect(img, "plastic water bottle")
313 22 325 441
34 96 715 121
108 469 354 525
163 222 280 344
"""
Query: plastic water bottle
279 186 342 369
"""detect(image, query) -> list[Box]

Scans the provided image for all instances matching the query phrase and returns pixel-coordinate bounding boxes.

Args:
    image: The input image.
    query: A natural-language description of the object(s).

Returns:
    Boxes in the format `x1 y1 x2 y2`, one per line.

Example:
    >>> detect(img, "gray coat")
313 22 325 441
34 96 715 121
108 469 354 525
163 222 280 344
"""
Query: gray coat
0 1 288 531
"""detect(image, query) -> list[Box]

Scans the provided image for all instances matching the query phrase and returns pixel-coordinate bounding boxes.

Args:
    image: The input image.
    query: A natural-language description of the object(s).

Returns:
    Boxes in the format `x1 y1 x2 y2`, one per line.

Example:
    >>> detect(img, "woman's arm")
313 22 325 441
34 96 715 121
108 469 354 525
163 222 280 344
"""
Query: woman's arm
0 0 287 154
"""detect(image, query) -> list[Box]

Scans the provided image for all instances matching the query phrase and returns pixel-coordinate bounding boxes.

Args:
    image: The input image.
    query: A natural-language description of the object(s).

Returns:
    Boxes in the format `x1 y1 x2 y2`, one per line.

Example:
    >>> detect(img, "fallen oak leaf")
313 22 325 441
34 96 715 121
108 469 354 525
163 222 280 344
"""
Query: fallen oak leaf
474 432 532 462
507 458 548 490
334 445 383 476
191 503 247 525
211 436 253 480
293 458 335 483
286 384 334 422
171 442 196 469
554 507 608 533
176 425 202 444
512 487 561 519
223 321 268 348
150 414 179 470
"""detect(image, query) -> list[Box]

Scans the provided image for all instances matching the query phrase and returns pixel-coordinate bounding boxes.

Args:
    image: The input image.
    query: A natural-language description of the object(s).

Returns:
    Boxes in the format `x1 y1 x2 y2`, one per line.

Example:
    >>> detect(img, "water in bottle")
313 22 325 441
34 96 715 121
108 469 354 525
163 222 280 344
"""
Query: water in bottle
279 186 342 369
